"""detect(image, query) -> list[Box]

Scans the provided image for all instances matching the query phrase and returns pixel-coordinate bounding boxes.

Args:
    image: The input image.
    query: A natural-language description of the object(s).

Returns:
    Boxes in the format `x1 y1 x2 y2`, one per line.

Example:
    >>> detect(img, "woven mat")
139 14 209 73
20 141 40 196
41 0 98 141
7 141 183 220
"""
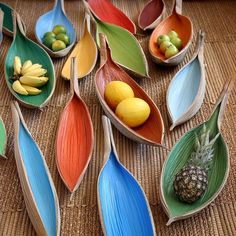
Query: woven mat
0 0 236 235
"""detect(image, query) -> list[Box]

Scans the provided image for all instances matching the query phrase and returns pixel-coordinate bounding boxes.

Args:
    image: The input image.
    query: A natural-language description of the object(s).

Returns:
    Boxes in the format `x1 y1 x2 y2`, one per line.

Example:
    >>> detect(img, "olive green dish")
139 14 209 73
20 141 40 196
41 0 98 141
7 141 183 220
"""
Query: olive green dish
160 78 234 225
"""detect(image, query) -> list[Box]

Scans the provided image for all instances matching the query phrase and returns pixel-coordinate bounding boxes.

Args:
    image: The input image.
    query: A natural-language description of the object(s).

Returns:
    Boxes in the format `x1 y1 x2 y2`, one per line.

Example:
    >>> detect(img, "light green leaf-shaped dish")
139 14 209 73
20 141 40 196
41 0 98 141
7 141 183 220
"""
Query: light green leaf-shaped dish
0 117 7 158
94 17 149 79
160 78 234 225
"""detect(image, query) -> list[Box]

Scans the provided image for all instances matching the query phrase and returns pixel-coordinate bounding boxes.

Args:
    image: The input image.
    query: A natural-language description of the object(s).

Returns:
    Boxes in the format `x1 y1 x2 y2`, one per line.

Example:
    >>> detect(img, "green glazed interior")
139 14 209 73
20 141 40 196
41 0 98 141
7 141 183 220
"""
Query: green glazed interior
162 105 228 219
5 26 55 108
0 3 13 33
95 18 148 77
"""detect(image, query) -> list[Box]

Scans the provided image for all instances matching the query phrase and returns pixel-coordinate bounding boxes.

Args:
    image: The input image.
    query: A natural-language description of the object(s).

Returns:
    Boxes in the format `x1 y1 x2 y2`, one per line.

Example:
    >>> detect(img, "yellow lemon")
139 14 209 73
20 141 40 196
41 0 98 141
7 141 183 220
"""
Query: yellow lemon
104 81 134 110
115 98 151 128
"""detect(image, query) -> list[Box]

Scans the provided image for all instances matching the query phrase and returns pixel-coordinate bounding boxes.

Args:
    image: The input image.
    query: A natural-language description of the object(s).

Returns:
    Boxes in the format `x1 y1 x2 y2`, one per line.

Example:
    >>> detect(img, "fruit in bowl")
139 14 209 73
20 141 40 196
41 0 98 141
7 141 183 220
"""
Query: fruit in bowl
156 30 183 59
42 25 70 52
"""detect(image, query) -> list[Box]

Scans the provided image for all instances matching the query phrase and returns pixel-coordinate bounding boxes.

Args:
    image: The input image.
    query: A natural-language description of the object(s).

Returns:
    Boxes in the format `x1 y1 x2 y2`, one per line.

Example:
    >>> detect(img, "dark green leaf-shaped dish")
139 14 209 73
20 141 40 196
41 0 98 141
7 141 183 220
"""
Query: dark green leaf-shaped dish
0 2 13 36
5 13 55 108
160 78 234 225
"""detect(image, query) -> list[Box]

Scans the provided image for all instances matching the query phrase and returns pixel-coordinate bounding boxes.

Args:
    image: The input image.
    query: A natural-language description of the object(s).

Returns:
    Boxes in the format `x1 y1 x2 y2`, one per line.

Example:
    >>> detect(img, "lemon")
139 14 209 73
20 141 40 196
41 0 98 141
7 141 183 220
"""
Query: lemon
115 98 151 128
104 81 134 110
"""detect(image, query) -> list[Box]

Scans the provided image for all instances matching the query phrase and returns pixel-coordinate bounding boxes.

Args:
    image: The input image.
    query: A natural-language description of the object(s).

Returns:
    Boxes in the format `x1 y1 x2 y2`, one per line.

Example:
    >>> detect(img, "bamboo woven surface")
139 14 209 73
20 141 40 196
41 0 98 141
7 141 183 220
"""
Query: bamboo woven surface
0 0 236 235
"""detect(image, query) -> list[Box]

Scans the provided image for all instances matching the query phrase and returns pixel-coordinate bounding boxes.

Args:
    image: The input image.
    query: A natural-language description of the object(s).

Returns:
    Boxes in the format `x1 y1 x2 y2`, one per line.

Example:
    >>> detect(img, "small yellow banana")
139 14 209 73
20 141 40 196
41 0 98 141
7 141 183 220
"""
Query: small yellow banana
22 63 42 75
13 56 22 75
12 80 28 95
21 85 42 95
21 60 33 74
20 76 49 87
24 68 47 77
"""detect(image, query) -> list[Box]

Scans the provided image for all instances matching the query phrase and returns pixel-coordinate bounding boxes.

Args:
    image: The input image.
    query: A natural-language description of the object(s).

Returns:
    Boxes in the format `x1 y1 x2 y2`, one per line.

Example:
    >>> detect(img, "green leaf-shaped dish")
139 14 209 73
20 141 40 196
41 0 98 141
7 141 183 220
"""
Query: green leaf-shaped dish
0 117 7 158
5 13 55 108
94 17 149 79
0 2 13 36
160 78 234 225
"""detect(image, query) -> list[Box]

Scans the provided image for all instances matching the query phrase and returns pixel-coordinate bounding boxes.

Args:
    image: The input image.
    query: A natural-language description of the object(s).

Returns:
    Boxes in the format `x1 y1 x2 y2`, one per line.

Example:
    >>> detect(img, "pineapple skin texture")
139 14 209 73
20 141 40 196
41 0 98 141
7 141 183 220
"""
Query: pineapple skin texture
173 164 208 203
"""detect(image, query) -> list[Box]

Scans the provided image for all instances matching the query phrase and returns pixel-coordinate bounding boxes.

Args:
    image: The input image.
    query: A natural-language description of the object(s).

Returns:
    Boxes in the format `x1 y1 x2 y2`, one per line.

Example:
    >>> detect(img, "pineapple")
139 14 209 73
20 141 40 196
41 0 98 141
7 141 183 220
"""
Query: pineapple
173 125 220 203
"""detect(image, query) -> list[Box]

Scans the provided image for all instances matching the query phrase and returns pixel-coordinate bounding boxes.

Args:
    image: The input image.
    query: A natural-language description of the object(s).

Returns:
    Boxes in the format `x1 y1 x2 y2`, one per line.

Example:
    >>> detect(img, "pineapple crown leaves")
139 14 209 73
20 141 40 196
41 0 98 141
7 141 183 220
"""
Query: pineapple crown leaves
188 124 220 171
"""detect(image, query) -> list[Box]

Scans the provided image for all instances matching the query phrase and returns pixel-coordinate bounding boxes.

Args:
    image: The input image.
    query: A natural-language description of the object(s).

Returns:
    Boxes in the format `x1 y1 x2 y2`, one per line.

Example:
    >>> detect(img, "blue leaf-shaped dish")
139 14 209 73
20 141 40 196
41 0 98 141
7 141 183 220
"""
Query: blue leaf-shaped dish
98 116 156 236
167 31 206 130
35 0 76 57
11 101 60 236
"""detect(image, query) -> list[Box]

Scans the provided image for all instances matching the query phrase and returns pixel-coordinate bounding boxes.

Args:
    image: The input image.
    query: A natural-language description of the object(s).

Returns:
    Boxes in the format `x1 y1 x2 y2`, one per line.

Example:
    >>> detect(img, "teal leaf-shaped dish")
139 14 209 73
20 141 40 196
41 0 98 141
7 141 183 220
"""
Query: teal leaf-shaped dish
160 78 234 225
0 2 13 36
5 13 55 108
11 101 60 236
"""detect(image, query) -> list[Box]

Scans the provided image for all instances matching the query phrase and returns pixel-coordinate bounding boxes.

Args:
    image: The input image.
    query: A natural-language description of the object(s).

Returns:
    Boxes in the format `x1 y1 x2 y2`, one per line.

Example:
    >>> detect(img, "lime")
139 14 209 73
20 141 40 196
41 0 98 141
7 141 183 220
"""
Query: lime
43 36 56 49
56 33 70 45
43 31 55 38
52 40 66 52
53 25 66 35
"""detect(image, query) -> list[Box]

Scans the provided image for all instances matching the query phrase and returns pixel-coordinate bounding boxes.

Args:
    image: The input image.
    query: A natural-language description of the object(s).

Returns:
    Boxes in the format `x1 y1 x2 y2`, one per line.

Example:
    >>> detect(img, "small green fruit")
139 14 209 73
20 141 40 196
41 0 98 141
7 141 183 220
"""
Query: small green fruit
52 25 66 35
43 32 56 38
168 30 178 40
52 40 66 52
160 41 173 54
157 35 170 46
171 37 183 50
165 45 179 59
43 36 56 49
56 33 70 45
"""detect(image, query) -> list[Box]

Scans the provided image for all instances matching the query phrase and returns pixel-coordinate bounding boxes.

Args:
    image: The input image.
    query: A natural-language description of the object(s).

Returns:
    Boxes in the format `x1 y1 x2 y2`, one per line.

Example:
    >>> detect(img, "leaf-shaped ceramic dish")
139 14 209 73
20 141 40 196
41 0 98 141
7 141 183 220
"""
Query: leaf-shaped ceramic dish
0 117 7 159
95 34 164 146
98 115 156 236
138 0 166 31
61 14 97 80
0 8 3 44
56 57 94 193
83 0 136 34
167 30 206 130
5 13 55 109
35 0 76 58
0 2 26 37
94 17 149 79
160 78 234 225
11 101 60 236
0 2 13 36
149 0 193 66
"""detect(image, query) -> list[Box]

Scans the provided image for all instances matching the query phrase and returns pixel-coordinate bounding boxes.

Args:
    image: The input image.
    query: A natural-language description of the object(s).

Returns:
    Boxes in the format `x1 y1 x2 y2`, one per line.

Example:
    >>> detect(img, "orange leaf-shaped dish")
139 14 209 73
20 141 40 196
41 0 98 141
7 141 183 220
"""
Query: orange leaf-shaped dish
56 58 94 193
95 34 165 146
149 0 193 66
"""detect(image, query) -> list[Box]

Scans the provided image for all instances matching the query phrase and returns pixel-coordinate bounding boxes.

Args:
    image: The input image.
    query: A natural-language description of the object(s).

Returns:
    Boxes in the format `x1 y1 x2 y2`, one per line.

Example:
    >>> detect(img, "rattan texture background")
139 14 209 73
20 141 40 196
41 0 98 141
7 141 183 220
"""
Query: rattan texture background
0 0 235 235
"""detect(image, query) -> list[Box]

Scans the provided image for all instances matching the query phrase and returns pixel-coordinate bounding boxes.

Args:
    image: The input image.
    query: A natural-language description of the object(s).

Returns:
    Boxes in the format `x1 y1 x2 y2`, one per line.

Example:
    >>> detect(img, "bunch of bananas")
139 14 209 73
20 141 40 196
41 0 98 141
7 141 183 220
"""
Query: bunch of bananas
12 56 49 95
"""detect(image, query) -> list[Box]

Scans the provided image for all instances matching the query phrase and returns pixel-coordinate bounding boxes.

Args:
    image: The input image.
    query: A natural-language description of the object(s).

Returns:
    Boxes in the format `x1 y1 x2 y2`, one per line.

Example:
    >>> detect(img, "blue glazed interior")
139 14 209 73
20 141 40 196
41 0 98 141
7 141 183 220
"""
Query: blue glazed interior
35 1 76 45
19 122 57 236
168 58 201 122
98 151 155 236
